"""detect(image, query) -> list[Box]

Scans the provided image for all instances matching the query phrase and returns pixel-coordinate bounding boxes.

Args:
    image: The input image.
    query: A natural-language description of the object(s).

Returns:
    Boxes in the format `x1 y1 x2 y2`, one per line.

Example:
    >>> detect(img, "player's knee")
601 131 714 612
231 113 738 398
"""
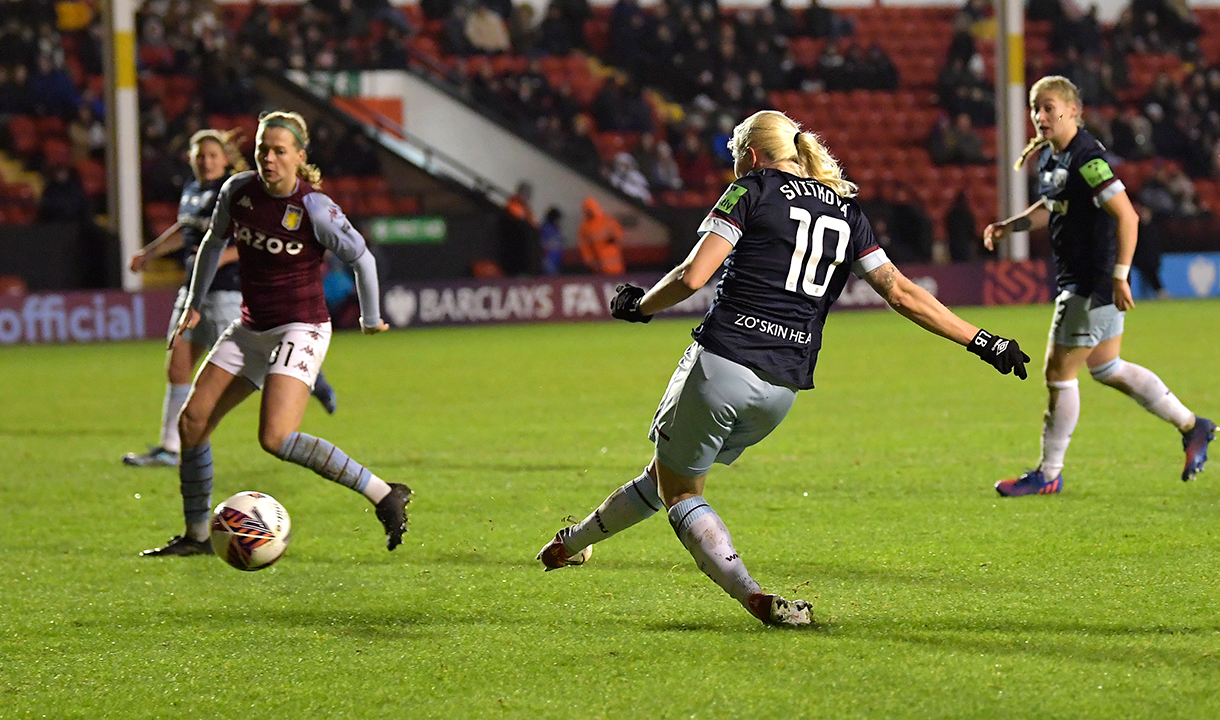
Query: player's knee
178 404 207 447
259 428 291 457
1089 357 1123 384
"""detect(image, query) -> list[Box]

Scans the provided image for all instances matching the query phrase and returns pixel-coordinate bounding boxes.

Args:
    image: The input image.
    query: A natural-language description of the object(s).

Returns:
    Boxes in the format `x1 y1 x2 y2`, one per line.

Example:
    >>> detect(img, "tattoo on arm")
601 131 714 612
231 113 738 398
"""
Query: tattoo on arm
870 263 899 299
1009 216 1032 232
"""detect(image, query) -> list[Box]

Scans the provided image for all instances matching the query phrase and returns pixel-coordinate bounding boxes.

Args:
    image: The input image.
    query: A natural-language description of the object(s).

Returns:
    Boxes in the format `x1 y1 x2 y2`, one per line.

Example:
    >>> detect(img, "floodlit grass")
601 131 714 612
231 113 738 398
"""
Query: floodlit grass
1 299 1218 719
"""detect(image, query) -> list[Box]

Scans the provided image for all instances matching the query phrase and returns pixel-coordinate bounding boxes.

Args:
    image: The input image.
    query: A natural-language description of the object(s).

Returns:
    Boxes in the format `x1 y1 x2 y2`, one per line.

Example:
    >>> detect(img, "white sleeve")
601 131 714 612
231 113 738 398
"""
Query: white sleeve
851 247 891 278
697 215 742 246
304 192 382 328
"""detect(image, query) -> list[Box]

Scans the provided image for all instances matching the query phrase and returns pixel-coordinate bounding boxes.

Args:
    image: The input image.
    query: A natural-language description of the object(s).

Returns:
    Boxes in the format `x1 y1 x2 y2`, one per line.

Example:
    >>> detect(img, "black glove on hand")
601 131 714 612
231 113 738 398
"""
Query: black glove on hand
967 329 1030 379
610 284 652 323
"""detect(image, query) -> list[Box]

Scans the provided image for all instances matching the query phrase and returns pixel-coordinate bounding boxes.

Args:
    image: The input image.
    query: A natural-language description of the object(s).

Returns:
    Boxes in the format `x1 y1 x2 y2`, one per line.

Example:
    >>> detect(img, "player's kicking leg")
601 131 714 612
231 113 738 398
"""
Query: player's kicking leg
260 373 410 550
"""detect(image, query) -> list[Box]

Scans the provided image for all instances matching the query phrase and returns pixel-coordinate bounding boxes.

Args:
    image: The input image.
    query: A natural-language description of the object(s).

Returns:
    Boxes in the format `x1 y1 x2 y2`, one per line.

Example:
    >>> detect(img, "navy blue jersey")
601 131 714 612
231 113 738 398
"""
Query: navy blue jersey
179 175 240 292
692 169 889 389
1036 128 1126 305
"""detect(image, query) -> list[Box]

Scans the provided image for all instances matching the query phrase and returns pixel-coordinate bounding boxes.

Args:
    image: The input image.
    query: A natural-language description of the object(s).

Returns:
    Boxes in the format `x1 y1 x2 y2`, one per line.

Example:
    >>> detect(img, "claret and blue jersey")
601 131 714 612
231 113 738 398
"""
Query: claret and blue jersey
1037 128 1126 305
693 168 889 390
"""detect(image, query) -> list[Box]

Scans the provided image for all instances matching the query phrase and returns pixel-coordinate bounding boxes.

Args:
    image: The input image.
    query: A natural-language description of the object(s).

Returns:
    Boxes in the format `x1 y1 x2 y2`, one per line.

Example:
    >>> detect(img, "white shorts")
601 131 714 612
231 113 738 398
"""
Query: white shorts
168 286 242 350
1049 290 1125 348
649 343 798 477
204 320 332 390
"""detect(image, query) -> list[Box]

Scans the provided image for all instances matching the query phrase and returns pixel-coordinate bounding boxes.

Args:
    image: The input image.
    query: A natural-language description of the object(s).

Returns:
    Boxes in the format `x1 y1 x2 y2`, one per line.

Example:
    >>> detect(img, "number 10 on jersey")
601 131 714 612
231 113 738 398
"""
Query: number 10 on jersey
785 208 851 298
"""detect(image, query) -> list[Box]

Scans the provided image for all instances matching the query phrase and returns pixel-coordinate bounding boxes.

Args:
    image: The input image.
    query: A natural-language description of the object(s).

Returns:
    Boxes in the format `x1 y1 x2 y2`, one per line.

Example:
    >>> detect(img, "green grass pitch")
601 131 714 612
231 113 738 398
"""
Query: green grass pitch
2 299 1219 719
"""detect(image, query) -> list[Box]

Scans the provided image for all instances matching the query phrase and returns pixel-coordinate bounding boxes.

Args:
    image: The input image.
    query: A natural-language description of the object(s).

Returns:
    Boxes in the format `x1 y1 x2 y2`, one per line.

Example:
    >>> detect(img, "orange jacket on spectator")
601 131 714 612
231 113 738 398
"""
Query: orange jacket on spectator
577 197 625 275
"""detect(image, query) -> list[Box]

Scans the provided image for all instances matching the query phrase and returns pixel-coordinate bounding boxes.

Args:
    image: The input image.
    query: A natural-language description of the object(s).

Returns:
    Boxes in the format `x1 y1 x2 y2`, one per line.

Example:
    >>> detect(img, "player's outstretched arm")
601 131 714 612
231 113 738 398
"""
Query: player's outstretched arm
983 203 1050 252
864 262 1030 379
611 232 734 322
130 221 184 272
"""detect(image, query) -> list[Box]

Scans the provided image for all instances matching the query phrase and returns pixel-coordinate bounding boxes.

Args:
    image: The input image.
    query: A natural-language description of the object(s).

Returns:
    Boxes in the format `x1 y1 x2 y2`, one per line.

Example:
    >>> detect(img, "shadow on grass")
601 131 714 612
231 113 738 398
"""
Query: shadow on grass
0 426 130 437
837 614 1220 667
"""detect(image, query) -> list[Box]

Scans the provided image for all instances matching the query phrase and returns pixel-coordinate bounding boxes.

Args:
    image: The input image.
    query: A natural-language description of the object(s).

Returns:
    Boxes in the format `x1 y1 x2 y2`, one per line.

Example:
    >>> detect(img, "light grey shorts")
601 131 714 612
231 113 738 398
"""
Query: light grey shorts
649 342 798 477
168 286 243 350
204 320 332 390
1049 290 1125 348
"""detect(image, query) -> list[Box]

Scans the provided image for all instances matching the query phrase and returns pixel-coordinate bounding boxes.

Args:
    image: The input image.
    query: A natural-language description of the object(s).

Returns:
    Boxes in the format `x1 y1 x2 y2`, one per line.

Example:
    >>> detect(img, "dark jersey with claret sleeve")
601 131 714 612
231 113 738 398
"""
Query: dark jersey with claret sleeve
1036 128 1126 305
178 176 240 292
209 172 373 330
691 169 888 390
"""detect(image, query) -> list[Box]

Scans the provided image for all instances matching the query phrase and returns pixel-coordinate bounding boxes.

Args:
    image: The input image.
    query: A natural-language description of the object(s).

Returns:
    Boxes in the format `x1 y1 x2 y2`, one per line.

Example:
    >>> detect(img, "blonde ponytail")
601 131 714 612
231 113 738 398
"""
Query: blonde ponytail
728 110 857 197
1015 75 1082 170
257 110 323 189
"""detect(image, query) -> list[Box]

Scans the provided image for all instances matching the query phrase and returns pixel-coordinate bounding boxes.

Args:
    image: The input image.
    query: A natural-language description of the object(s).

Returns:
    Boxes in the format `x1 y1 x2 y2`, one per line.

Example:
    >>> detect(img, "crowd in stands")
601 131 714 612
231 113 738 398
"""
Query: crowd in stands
2 0 1220 270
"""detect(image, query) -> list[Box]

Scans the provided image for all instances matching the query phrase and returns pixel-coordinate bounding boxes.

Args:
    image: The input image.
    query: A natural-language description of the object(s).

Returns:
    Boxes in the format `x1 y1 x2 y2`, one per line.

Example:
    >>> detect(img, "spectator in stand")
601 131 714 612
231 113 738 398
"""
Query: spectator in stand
0 65 32 115
36 163 90 222
465 1 511 55
863 43 899 91
928 113 988 165
335 129 382 177
1131 199 1167 298
553 0 591 43
1028 0 1065 22
945 190 980 263
67 104 105 162
890 184 935 263
509 4 537 54
804 0 852 39
815 40 848 92
422 0 456 21
0 18 37 70
370 25 409 68
609 0 648 77
27 53 79 117
649 140 684 192
577 196 625 275
499 181 541 275
538 4 577 55
609 152 653 205
1139 159 1201 218
1110 106 1154 160
565 114 605 178
539 207 565 276
443 1 474 55
945 14 976 67
675 129 716 190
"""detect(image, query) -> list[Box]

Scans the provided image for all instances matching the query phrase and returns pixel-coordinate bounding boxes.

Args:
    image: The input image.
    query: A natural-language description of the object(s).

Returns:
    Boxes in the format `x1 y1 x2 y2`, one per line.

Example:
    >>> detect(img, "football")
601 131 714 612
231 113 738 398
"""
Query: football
209 491 291 571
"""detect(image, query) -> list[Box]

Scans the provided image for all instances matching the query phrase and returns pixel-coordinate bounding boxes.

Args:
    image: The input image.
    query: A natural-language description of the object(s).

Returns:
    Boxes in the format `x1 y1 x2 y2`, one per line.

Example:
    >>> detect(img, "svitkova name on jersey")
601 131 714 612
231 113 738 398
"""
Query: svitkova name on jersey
778 179 847 215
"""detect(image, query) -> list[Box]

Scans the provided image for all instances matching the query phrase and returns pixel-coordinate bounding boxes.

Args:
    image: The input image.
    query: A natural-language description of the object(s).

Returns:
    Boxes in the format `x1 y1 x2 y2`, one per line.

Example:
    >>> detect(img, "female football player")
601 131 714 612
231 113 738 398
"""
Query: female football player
141 111 410 557
537 110 1030 626
123 129 338 469
984 76 1213 496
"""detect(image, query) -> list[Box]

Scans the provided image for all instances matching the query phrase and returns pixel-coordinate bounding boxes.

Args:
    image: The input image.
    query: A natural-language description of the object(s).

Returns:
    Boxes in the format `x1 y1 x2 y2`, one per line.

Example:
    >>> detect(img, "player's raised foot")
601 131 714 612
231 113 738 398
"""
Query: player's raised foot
748 593 814 627
536 528 593 571
995 469 1062 497
1182 417 1217 481
122 446 180 467
375 483 412 550
140 535 213 557
311 374 338 414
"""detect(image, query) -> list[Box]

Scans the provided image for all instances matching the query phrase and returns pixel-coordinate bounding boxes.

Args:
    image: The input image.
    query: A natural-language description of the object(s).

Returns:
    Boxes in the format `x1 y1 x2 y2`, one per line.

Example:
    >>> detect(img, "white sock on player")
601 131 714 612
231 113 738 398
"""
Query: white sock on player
668 496 761 609
159 384 190 453
1039 379 1080 480
362 475 392 504
563 470 662 554
1090 358 1194 431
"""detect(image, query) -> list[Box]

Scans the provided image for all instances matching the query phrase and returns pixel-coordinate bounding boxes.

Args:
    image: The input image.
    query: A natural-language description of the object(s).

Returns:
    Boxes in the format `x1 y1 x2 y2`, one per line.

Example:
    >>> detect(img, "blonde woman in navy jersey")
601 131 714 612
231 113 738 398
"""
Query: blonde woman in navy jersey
984 76 1214 497
141 111 410 557
537 110 1030 626
123 129 339 470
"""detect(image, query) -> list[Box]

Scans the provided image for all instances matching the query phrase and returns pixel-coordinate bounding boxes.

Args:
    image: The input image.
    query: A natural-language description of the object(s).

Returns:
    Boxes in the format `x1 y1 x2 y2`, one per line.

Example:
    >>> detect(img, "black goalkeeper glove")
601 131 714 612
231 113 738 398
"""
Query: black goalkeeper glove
609 283 652 323
967 329 1030 380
